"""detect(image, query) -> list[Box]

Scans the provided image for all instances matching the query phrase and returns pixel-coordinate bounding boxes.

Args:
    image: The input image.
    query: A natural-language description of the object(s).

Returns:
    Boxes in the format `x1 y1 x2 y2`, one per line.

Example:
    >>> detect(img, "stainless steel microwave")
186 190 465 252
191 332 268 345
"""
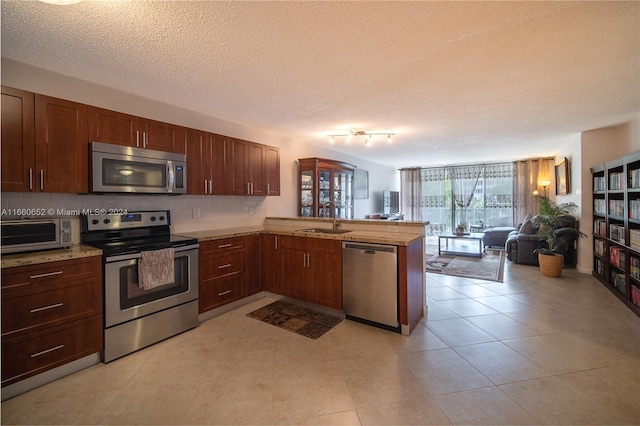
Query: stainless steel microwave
1 218 72 254
91 142 186 194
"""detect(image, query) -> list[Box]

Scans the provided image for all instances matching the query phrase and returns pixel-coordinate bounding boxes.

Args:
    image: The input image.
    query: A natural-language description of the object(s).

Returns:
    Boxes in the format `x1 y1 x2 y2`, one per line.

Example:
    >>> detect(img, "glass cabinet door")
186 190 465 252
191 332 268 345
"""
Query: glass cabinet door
334 170 353 219
318 170 331 216
300 170 314 217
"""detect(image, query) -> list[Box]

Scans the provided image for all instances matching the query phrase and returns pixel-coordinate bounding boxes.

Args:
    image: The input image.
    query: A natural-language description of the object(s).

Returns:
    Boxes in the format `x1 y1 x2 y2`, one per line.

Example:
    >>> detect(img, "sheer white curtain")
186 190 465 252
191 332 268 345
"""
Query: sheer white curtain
400 168 422 221
448 165 483 226
513 158 553 224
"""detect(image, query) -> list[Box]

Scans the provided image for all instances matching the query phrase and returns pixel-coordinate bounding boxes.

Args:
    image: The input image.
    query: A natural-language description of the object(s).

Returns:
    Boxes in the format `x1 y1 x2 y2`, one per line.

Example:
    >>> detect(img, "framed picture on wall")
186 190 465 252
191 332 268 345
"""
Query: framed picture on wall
555 157 570 195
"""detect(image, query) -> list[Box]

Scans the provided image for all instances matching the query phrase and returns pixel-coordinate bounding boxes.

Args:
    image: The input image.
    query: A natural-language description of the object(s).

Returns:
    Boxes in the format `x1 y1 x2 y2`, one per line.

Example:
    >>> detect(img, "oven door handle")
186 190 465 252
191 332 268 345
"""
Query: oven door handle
105 244 199 263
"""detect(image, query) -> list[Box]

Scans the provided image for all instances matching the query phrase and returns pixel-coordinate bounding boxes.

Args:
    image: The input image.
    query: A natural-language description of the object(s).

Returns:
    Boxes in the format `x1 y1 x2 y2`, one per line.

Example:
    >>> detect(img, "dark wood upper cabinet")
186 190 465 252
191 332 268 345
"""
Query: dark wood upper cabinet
88 106 184 154
185 130 228 195
1 86 35 192
265 145 280 196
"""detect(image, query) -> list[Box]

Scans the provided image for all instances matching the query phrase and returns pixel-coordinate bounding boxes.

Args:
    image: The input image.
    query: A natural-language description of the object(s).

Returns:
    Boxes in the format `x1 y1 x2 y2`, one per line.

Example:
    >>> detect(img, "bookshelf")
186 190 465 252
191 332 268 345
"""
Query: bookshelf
591 151 640 316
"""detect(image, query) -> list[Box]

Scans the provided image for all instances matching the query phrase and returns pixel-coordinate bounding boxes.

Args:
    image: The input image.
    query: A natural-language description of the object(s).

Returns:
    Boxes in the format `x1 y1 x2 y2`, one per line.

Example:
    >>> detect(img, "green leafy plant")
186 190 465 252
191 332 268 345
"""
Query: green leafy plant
535 195 585 256
455 222 467 234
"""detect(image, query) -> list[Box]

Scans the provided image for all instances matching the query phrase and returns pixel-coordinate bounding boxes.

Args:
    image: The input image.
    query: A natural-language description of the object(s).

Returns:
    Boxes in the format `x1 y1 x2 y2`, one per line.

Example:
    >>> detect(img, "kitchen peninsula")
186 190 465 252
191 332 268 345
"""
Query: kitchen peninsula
183 217 426 335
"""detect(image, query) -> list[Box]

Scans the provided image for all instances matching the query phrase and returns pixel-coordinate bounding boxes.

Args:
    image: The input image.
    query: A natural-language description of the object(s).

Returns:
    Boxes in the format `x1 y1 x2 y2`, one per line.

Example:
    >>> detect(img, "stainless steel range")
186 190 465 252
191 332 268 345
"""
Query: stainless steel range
81 210 199 363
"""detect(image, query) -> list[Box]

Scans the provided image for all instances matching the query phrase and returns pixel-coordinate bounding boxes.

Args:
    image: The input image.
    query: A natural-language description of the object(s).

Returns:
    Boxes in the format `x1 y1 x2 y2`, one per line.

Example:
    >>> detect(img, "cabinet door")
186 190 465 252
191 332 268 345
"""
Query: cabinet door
1 86 35 192
185 128 210 195
88 106 139 148
209 133 227 195
307 251 342 310
34 95 88 193
227 138 250 195
265 145 280 196
244 234 262 296
248 142 266 196
281 248 307 301
263 234 283 294
142 118 184 154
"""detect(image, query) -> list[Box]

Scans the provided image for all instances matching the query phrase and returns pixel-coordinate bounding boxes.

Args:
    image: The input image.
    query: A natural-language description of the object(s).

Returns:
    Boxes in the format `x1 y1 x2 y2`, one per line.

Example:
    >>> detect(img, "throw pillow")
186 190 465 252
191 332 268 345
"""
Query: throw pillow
520 218 538 235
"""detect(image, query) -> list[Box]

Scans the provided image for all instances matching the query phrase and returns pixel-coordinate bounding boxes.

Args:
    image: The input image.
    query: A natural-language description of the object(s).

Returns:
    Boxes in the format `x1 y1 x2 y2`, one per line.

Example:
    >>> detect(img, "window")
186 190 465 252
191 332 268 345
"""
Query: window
415 163 514 233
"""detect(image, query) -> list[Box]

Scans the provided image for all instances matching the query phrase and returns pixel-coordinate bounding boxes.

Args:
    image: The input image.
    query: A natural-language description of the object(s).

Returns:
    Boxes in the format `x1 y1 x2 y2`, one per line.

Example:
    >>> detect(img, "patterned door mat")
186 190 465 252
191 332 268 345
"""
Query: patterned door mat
247 301 342 339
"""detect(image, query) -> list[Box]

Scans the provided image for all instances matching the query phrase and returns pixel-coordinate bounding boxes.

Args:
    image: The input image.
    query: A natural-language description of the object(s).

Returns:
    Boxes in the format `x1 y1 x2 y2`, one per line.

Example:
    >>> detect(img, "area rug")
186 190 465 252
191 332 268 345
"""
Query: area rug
426 249 506 282
247 301 342 339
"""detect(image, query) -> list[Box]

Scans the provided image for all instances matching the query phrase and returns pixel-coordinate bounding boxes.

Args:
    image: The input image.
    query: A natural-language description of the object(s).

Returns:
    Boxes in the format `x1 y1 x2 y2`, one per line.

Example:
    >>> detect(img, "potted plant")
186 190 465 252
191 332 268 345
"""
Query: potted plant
455 222 467 236
534 195 585 277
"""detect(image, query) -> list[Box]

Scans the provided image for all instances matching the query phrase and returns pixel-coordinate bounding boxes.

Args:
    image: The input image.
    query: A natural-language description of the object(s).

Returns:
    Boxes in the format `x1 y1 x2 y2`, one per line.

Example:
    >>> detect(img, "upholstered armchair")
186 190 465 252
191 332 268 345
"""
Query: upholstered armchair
505 215 578 266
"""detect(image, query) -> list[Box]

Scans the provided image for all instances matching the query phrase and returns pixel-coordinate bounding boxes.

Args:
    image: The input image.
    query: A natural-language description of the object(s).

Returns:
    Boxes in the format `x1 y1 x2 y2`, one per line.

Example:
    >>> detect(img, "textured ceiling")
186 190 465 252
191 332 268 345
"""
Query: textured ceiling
1 1 638 168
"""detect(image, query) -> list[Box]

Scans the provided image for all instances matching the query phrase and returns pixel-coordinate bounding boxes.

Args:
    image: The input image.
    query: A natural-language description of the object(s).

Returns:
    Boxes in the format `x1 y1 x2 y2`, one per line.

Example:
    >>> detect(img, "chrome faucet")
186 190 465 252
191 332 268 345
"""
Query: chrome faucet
322 201 340 229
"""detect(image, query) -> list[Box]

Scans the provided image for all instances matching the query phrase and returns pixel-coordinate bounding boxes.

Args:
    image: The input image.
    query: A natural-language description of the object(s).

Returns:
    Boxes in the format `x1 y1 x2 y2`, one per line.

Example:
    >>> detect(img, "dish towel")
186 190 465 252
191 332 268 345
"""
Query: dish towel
138 248 175 290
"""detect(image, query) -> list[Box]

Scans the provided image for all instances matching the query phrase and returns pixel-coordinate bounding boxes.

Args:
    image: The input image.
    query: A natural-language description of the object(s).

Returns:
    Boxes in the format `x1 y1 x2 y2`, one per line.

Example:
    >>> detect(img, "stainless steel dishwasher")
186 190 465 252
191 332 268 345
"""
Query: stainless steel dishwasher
342 241 399 331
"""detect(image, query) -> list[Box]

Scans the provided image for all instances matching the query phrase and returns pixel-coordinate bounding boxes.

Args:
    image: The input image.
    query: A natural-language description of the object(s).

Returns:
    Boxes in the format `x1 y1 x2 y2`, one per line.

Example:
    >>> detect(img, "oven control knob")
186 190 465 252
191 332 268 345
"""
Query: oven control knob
103 219 111 224
159 216 165 221
150 216 156 221
92 219 99 225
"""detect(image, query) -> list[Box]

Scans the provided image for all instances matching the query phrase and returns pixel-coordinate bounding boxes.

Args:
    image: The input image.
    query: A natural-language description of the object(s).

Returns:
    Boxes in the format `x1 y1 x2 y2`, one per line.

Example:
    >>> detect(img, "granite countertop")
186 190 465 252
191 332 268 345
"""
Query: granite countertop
180 224 424 246
1 244 103 269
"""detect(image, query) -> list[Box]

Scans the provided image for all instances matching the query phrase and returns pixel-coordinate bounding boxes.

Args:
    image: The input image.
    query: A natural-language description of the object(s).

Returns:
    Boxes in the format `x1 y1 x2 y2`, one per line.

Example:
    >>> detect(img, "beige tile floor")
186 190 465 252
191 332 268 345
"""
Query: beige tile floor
2 262 640 425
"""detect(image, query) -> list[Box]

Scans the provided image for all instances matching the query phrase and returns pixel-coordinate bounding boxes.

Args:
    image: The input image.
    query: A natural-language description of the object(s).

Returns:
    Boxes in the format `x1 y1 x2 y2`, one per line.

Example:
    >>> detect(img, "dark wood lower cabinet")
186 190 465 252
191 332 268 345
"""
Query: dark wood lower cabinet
1 256 103 387
2 315 102 387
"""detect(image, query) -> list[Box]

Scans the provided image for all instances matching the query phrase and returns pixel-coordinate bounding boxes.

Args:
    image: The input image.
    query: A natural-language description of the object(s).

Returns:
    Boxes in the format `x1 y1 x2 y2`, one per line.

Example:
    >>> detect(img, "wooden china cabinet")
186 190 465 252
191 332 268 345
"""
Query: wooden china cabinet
298 158 355 219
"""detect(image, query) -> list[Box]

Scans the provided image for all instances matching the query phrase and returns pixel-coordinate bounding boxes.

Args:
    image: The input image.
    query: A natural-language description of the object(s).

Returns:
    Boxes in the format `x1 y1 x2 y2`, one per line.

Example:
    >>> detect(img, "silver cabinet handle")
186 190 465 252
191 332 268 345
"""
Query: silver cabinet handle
247 182 250 195
204 180 208 194
306 252 310 268
209 180 213 194
218 264 232 269
30 271 63 279
274 236 278 250
31 344 64 358
218 290 232 296
266 184 270 194
29 168 33 190
40 169 44 191
218 243 232 249
136 131 140 147
143 131 147 148
30 302 63 313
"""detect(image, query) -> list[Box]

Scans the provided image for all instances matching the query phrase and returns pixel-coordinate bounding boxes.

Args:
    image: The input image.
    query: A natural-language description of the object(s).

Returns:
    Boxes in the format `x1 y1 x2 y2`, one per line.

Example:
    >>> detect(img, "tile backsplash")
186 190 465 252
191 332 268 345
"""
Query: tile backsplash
1 193 267 239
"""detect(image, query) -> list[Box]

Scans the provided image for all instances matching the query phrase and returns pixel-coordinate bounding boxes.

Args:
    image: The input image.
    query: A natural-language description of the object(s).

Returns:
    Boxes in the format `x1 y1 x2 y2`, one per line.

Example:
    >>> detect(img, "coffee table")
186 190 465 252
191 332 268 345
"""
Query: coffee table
438 233 484 258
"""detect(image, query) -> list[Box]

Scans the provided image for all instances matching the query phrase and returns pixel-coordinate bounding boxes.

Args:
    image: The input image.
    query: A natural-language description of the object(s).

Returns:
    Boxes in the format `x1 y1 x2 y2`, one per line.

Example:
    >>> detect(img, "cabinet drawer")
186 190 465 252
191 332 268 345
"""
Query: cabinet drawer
1 256 101 291
279 235 341 254
2 278 102 335
1 315 102 387
201 237 243 253
199 274 243 312
201 252 243 280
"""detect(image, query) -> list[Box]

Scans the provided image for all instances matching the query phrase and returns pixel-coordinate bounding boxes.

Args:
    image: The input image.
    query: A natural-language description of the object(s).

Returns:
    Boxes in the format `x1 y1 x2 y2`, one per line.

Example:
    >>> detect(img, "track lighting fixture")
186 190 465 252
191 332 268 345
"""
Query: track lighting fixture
326 130 396 146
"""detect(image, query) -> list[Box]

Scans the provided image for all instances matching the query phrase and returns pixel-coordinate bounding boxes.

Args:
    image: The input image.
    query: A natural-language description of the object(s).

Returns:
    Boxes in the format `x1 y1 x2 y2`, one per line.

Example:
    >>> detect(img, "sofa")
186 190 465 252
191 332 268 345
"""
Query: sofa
505 215 578 266
482 226 518 249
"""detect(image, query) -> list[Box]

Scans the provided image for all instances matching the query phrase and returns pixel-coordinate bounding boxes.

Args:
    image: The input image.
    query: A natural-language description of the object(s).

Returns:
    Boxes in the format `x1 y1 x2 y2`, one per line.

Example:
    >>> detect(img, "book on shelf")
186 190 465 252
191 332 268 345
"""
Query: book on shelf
630 199 640 220
610 172 624 190
594 219 607 236
610 224 626 244
594 176 606 192
630 229 640 251
630 257 640 280
594 239 607 257
610 246 627 268
611 271 626 294
594 198 606 215
630 169 640 189
595 258 605 276
609 199 624 217
631 285 640 308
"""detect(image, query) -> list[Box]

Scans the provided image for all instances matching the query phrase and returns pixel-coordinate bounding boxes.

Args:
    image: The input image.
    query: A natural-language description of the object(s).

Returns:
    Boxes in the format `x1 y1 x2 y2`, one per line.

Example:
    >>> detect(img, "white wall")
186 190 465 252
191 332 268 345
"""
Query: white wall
1 59 398 233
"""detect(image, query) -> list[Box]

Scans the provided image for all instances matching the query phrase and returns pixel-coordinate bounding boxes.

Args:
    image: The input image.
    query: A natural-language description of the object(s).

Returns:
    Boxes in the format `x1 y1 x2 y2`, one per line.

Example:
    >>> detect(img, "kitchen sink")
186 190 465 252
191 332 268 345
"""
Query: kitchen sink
296 228 352 234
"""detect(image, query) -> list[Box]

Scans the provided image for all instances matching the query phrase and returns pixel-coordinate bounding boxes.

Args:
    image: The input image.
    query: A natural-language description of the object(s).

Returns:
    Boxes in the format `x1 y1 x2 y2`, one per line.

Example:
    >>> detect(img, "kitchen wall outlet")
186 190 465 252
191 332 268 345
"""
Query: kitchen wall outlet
192 208 200 219
248 207 255 216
